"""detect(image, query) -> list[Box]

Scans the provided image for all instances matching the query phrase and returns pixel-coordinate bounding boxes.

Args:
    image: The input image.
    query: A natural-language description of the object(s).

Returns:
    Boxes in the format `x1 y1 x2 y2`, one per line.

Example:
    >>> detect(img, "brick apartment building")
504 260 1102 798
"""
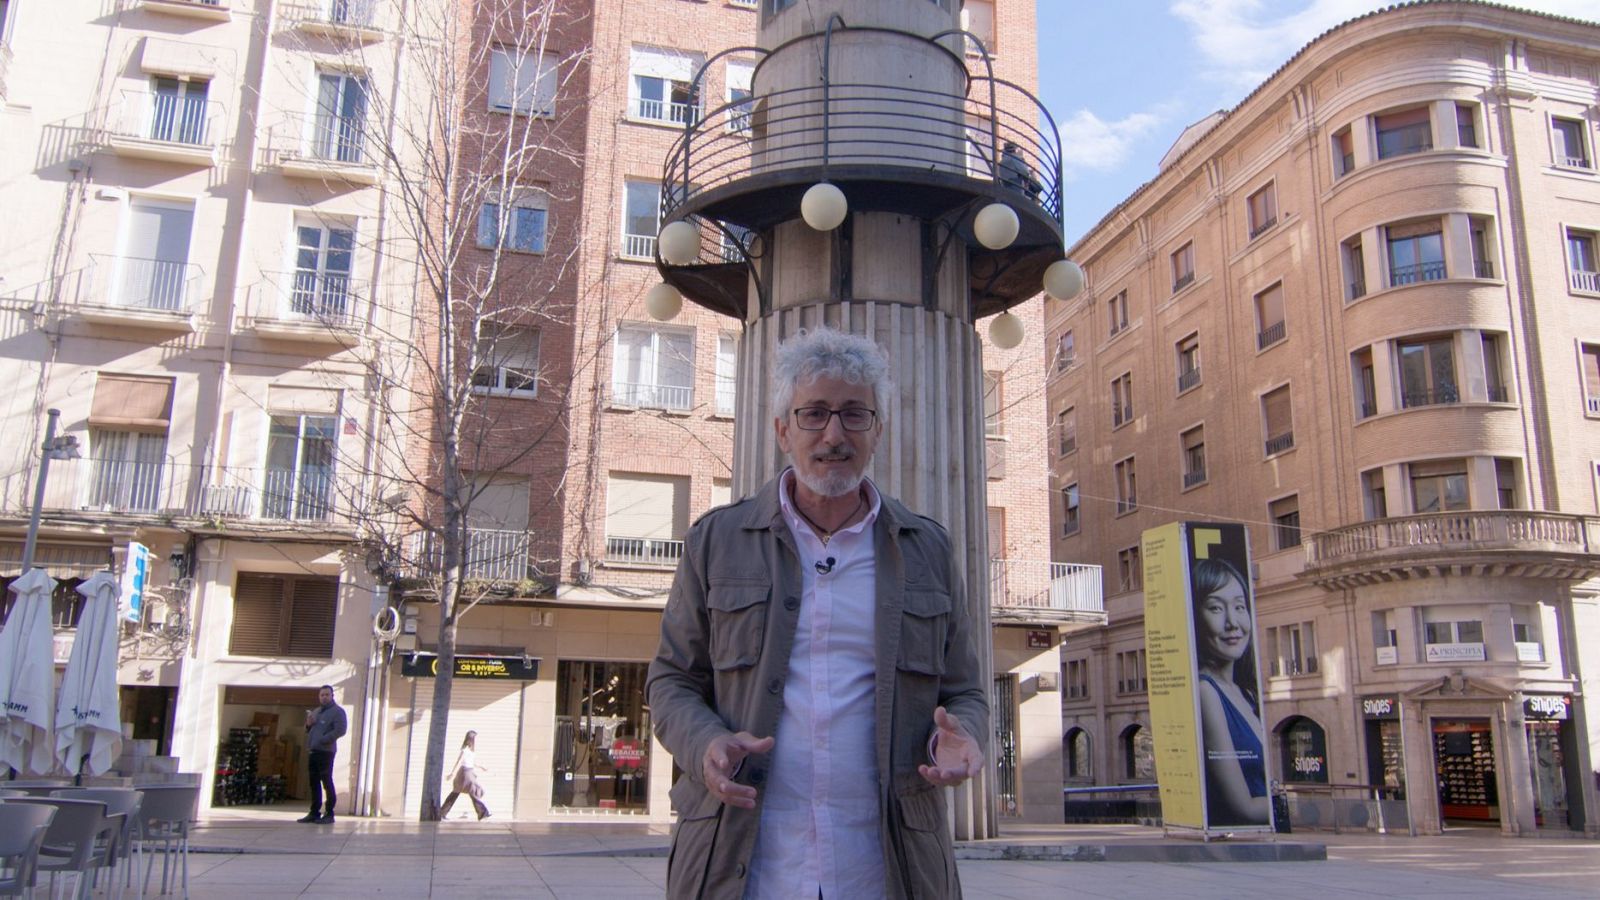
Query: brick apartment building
1048 1 1600 836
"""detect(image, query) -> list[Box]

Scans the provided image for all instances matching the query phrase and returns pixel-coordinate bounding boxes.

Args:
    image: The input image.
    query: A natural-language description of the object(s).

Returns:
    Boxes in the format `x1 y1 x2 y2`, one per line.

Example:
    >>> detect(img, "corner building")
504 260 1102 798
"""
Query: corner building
1048 2 1600 836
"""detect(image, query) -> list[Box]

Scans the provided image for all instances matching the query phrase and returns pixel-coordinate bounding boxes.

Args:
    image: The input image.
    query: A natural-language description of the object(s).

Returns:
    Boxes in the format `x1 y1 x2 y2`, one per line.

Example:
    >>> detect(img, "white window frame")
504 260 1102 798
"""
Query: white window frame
622 180 661 259
471 325 540 398
714 332 737 416
477 188 549 254
612 323 695 412
488 46 557 116
1550 114 1593 170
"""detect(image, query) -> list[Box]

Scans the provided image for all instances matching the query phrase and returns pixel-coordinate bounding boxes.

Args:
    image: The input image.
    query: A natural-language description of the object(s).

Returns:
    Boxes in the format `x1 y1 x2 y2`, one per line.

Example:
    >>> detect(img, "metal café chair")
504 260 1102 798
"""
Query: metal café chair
0 803 56 899
0 786 68 799
134 785 197 900
52 789 144 900
6 798 112 900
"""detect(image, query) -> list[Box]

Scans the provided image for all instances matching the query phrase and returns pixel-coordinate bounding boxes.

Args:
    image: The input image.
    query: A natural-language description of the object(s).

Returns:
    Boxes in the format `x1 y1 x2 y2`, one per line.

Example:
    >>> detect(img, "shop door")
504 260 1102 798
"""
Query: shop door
993 674 1018 815
1526 721 1569 828
404 680 525 818
551 661 650 812
1432 718 1497 823
1365 719 1406 799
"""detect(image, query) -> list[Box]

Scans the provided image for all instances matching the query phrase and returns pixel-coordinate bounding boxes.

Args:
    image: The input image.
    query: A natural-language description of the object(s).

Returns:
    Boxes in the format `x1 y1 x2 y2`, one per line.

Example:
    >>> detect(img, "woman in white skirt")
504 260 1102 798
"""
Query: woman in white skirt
440 730 491 820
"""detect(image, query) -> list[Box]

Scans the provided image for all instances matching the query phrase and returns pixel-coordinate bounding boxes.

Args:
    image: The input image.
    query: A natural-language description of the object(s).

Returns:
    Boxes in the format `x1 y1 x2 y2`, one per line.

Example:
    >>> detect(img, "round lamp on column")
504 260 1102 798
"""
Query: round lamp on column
645 282 683 321
973 203 1019 250
801 183 849 231
658 221 701 265
987 311 1024 349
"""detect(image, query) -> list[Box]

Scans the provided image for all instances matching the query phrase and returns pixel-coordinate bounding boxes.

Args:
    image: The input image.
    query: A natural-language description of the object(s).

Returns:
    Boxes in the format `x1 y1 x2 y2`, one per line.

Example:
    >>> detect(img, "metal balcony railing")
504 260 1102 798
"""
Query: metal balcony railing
1389 260 1446 287
111 90 223 147
622 233 656 259
1571 270 1600 293
1376 123 1432 159
1177 367 1201 392
408 528 534 583
1348 275 1366 301
987 560 1103 619
265 270 367 326
633 97 701 126
714 379 737 416
1257 320 1287 349
612 381 693 412
1183 468 1207 488
1473 258 1495 278
1400 385 1460 408
1248 215 1277 239
281 0 379 29
267 112 372 166
1587 396 1600 415
88 254 202 312
1304 510 1600 571
1557 155 1592 169
605 535 684 567
1264 431 1295 456
1172 272 1195 292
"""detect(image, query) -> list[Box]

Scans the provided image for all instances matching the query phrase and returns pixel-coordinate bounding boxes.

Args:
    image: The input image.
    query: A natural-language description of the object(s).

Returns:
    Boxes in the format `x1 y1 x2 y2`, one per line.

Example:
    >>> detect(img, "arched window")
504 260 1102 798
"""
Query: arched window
1064 728 1092 780
1122 724 1154 781
1278 715 1329 783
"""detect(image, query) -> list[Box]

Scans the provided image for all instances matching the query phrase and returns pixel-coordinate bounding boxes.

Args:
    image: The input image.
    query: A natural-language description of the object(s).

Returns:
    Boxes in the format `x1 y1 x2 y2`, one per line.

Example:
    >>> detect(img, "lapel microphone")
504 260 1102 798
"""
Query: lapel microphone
815 557 836 574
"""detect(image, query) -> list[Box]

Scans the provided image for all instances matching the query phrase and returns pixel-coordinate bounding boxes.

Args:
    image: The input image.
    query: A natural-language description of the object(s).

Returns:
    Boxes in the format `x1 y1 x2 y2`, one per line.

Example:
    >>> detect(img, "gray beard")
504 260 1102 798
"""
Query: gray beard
795 467 863 498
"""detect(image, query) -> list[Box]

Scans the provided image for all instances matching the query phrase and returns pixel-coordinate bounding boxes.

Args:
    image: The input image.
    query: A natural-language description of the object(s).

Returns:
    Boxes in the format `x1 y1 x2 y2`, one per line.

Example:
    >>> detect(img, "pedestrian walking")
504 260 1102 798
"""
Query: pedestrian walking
440 730 492 820
299 684 347 824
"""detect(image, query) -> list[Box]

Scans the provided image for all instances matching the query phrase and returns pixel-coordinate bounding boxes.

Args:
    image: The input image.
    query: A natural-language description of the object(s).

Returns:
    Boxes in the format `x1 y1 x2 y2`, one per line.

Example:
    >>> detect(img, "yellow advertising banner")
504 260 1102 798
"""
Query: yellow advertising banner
1141 522 1205 829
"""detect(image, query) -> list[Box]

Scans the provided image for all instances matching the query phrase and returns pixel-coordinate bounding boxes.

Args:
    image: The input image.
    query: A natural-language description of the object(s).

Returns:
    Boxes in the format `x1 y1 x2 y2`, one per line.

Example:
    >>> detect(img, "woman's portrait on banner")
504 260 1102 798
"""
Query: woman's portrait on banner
1189 544 1270 828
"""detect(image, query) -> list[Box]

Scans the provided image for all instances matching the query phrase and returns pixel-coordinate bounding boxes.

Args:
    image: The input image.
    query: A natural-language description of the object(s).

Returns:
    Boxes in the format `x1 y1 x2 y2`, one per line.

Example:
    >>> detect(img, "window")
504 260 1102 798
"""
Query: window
1410 459 1468 513
1064 728 1091 779
1115 649 1147 693
622 181 661 259
725 60 754 134
1111 372 1133 427
1262 384 1294 456
1280 717 1329 784
1374 106 1432 159
1266 621 1318 677
1332 126 1355 177
291 220 356 321
1568 228 1599 293
147 77 211 145
1065 660 1089 700
1176 333 1201 392
488 47 557 115
229 573 338 658
959 0 995 54
1455 103 1479 149
1372 610 1398 664
714 333 737 416
1423 615 1485 661
1181 425 1206 488
1362 468 1388 521
1387 220 1445 286
477 191 548 254
1343 236 1367 300
1247 183 1277 238
1056 407 1076 456
1054 330 1076 372
312 70 369 163
1495 458 1519 509
768 0 797 13
471 324 539 397
264 414 337 521
461 474 532 581
1398 335 1459 407
604 472 690 566
1469 217 1494 278
719 223 754 263
1254 282 1286 349
1114 457 1137 514
1512 606 1543 661
1106 290 1128 337
1552 117 1591 169
1482 332 1508 403
1582 343 1600 416
1061 482 1080 535
1353 347 1377 419
983 371 1002 437
1171 242 1194 291
118 198 195 311
613 324 694 411
630 46 701 125
1270 494 1301 551
86 374 174 513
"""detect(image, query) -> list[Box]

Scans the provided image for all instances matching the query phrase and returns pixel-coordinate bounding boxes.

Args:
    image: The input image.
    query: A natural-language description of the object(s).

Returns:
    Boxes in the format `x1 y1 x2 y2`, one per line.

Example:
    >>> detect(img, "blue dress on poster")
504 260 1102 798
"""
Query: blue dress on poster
1198 673 1267 798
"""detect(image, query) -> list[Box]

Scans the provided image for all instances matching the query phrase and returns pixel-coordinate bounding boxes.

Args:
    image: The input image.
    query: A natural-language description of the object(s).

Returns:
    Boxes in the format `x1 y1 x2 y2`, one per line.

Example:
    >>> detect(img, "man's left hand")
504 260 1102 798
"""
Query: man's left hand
917 706 983 787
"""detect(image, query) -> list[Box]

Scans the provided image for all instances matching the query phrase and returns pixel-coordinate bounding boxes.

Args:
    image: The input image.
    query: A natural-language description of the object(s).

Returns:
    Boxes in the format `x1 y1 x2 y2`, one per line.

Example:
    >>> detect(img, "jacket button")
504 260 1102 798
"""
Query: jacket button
735 862 747 878
784 595 799 611
767 678 782 694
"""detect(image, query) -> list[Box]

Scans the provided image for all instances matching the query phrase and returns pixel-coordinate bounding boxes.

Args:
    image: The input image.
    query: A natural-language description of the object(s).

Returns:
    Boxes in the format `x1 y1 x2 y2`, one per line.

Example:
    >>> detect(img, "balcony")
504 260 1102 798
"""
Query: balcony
1571 270 1600 293
1302 510 1600 589
1264 431 1295 456
631 98 700 127
1400 385 1460 409
264 113 380 185
1257 320 1287 350
197 465 350 524
281 1 383 42
1473 258 1495 279
139 0 230 22
611 381 692 412
245 271 368 343
604 535 684 568
104 91 222 166
988 560 1104 627
1177 366 1201 393
1389 260 1446 287
70 255 202 331
407 528 537 584
1557 155 1592 170
622 233 656 260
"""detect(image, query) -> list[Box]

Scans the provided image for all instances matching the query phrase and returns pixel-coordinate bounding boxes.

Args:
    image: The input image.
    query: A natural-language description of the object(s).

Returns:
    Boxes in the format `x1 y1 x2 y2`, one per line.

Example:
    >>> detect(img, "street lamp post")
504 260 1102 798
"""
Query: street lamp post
21 408 81 573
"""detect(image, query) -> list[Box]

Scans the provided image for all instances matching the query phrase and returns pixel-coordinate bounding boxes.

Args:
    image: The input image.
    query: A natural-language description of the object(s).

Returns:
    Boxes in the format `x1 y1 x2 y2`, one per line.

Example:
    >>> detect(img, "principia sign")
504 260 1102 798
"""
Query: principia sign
402 653 540 681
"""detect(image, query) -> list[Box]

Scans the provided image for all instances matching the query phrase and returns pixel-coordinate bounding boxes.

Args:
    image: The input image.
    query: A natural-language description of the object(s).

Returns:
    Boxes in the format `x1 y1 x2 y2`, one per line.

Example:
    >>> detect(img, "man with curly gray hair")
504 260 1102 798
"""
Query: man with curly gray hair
649 326 987 899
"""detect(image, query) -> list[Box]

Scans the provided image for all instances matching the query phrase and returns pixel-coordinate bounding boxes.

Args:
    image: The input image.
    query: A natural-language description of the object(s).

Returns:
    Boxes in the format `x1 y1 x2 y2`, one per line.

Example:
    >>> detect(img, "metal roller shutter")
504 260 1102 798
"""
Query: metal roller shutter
402 679 525 818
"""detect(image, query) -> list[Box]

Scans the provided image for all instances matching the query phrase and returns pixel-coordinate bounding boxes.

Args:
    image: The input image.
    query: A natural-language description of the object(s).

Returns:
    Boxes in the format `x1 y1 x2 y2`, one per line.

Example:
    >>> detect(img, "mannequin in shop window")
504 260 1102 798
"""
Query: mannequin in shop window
440 730 491 820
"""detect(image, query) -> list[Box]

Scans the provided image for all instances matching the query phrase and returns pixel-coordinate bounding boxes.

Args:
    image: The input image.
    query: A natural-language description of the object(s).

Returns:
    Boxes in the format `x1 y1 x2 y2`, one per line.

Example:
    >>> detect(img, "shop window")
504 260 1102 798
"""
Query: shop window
228 573 337 658
1265 621 1317 677
1122 724 1154 780
550 660 650 812
1279 716 1329 783
1065 727 1092 780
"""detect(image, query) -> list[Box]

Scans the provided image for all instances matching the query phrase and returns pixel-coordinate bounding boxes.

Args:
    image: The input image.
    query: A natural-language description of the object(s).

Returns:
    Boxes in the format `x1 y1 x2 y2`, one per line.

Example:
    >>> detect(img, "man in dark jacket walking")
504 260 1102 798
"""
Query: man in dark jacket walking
299 684 347 824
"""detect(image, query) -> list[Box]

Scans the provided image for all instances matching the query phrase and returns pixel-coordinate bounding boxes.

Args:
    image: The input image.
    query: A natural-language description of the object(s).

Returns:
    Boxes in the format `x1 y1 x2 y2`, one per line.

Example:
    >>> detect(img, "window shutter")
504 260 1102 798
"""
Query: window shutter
91 374 174 430
1263 385 1293 436
606 474 688 540
287 577 338 658
1255 283 1285 328
230 574 286 656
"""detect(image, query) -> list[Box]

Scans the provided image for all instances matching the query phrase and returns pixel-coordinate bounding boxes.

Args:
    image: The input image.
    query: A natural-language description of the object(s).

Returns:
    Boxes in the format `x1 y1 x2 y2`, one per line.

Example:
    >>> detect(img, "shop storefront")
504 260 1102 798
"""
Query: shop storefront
1362 694 1406 799
1432 718 1498 823
401 653 536 818
550 660 650 813
1278 716 1329 785
1523 695 1575 829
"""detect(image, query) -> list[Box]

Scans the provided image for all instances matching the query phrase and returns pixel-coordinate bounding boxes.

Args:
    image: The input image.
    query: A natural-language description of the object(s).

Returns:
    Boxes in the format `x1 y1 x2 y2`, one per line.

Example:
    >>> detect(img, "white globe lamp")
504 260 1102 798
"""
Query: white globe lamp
1043 259 1085 301
988 311 1024 349
658 221 700 265
973 202 1019 250
644 282 682 321
801 183 848 231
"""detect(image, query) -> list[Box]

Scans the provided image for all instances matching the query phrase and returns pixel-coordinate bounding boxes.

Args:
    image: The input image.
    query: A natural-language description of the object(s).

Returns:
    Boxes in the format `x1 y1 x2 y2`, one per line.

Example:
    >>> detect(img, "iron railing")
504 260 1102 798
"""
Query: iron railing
1473 258 1495 278
1557 155 1591 169
1172 271 1194 292
1389 260 1446 287
1400 385 1460 408
633 97 700 126
1177 367 1201 392
267 111 372 167
1571 270 1600 293
110 90 223 147
1348 273 1366 301
409 528 535 583
281 0 379 29
605 536 684 567
622 233 656 259
1264 431 1295 456
612 381 693 412
1305 510 1600 569
88 254 202 312
1257 320 1287 349
1248 215 1277 239
987 560 1103 617
1183 468 1207 488
1587 396 1600 415
1375 123 1432 159
265 270 367 326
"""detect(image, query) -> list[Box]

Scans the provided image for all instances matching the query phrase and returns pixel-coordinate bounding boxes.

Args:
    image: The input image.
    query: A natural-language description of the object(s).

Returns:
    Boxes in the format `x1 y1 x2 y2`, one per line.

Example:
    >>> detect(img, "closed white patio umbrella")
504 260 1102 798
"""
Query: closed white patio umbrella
56 571 123 777
0 568 58 775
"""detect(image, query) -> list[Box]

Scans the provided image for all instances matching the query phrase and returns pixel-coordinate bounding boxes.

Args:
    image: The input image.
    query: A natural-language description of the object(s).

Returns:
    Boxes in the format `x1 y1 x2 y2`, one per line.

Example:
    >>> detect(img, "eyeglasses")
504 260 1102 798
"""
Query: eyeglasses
792 406 877 432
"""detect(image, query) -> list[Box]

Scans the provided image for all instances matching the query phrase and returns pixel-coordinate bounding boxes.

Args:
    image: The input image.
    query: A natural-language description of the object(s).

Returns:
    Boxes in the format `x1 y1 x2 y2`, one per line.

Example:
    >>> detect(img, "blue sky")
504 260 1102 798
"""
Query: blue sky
1037 0 1600 245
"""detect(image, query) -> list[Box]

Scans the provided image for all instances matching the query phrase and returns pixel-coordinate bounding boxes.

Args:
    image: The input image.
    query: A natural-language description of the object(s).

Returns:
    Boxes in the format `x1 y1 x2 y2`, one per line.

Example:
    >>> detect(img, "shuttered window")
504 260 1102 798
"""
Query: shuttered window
230 572 338 658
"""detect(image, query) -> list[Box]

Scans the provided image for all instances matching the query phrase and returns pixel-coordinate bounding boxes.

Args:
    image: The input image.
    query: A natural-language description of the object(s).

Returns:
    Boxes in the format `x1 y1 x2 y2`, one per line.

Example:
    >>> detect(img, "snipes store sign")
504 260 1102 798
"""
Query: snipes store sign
402 653 540 680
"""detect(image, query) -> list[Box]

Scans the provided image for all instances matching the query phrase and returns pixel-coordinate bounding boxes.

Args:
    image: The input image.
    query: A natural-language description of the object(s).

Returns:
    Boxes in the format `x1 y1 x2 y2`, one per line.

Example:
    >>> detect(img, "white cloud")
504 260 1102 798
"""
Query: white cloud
1061 109 1164 178
1172 0 1600 90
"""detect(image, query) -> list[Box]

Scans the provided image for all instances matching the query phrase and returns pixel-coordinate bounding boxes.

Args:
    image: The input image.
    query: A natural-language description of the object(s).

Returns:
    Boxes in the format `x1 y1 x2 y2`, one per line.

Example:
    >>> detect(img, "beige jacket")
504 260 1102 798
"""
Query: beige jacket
647 475 988 899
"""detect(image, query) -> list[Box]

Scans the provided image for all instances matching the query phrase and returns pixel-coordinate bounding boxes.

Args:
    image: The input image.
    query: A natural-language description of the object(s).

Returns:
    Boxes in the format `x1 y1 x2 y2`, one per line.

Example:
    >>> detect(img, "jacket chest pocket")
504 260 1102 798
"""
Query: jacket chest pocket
897 589 950 676
707 584 770 670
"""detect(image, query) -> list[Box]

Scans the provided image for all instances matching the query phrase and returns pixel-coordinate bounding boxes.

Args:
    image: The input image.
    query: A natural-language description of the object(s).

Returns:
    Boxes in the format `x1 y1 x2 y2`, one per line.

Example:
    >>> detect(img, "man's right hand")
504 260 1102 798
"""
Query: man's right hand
702 731 774 809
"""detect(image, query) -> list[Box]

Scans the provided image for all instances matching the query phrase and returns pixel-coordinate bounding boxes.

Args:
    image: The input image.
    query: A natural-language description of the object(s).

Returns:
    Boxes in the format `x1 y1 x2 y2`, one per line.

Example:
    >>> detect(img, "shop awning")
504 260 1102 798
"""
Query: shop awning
0 542 113 579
